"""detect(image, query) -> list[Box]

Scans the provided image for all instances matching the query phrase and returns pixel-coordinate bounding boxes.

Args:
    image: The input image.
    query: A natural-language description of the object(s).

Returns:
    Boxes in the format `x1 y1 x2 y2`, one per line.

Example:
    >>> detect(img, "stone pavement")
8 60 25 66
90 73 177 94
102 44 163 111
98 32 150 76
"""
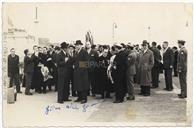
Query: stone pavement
3 75 189 127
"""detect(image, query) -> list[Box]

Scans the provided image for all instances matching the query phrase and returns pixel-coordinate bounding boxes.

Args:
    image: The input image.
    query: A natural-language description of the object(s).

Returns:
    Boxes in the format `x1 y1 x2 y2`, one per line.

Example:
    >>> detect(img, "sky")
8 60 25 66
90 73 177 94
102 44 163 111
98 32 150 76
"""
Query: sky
3 3 193 46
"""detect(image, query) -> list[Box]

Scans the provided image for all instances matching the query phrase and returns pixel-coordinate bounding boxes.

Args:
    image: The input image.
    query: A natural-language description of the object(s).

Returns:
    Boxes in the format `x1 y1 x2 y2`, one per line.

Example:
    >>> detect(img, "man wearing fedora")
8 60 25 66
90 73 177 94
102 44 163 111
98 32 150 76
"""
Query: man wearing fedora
177 40 187 98
137 40 154 96
56 42 71 103
74 40 90 104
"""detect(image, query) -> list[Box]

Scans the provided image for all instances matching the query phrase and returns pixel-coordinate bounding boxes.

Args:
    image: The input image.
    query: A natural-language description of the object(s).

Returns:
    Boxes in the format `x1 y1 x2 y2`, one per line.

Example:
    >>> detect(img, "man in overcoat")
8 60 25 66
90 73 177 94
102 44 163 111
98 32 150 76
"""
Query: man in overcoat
113 44 128 103
137 40 154 96
73 40 90 104
8 48 21 93
56 42 72 103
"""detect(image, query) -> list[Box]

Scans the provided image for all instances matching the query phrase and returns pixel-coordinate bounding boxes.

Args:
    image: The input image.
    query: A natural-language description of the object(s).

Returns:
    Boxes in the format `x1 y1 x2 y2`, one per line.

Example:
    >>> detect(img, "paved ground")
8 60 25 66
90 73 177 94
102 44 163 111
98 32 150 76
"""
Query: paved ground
3 75 189 127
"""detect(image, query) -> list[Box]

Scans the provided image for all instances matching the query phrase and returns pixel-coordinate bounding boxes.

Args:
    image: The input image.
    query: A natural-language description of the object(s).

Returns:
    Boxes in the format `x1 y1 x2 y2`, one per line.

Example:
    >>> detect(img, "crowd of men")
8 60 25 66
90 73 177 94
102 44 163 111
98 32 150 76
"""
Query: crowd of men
7 39 187 104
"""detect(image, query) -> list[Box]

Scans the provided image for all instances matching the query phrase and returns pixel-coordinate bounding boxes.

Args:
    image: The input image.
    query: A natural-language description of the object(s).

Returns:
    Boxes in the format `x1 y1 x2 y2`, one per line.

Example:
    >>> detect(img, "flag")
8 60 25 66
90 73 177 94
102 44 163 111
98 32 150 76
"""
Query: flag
7 16 14 27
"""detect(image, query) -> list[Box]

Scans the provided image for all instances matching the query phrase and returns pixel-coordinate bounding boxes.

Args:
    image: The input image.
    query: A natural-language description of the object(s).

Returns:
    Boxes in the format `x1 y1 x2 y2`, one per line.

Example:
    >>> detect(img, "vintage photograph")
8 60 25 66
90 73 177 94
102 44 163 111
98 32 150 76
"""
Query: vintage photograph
2 2 193 127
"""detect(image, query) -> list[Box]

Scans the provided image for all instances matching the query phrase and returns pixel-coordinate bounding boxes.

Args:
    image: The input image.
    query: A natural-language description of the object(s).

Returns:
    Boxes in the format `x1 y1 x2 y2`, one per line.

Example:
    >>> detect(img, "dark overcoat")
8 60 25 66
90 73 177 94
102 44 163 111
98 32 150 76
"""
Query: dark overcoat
73 48 90 92
137 49 154 86
8 54 20 77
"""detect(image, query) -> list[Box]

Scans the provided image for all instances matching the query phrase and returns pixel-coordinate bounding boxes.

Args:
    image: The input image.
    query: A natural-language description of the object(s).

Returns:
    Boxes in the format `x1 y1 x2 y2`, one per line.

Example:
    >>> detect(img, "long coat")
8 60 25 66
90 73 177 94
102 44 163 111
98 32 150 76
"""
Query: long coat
73 48 90 92
95 55 109 94
114 50 128 96
137 49 154 86
8 54 20 77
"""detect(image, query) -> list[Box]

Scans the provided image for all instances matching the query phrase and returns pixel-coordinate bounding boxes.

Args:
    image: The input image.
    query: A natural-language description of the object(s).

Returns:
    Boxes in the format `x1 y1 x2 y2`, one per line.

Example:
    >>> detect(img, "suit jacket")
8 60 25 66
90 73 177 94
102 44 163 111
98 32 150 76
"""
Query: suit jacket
56 50 70 78
24 55 34 74
127 51 137 75
8 54 19 77
163 47 174 70
177 47 187 72
150 46 161 67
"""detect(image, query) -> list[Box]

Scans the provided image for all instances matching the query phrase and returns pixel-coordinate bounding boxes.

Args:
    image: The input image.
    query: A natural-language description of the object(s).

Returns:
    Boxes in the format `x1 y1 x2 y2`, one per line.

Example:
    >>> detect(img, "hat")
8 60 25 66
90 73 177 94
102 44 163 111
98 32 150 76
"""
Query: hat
91 44 96 49
68 44 75 48
103 45 108 49
75 40 83 45
126 43 134 49
114 43 122 48
178 40 185 45
60 42 68 49
54 46 60 51
142 40 148 46
120 43 126 48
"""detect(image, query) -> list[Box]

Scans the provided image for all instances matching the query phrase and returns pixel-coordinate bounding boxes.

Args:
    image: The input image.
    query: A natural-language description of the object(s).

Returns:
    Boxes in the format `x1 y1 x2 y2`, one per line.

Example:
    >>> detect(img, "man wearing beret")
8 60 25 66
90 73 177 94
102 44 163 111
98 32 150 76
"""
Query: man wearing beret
74 40 90 104
56 42 71 103
177 40 187 98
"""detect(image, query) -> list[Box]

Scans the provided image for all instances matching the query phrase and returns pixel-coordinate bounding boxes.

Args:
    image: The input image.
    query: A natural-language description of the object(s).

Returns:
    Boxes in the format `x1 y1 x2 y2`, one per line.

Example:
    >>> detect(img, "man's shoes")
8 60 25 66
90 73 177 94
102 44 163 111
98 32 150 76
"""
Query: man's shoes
81 100 87 104
178 95 187 99
151 86 158 89
178 94 182 97
105 95 112 99
92 94 96 97
74 98 82 102
64 99 72 102
17 91 22 93
167 88 173 91
25 92 33 95
143 94 150 96
42 90 46 94
113 100 123 103
163 88 168 90
138 93 143 95
37 90 42 94
58 101 64 104
127 96 135 100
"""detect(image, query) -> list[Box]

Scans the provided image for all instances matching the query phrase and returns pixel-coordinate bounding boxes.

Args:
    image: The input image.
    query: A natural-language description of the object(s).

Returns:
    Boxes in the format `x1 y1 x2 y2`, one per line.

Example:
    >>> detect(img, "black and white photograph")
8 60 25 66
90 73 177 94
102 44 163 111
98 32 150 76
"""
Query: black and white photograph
1 1 193 127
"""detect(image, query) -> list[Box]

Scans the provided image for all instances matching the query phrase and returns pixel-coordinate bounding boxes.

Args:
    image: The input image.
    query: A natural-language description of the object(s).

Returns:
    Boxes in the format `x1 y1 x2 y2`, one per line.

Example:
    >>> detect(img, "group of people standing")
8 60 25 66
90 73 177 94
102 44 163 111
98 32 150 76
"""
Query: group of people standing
7 39 187 104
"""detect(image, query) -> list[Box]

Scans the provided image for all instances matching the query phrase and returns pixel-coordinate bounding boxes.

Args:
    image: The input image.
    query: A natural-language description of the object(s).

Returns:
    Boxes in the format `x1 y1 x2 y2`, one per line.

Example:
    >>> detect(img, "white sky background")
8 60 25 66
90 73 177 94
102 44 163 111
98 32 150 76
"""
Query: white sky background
2 3 193 46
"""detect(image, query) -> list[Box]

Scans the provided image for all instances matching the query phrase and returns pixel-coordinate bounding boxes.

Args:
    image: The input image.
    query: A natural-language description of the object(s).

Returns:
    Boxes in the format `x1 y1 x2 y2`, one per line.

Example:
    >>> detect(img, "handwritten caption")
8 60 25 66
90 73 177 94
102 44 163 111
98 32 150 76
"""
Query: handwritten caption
44 102 100 115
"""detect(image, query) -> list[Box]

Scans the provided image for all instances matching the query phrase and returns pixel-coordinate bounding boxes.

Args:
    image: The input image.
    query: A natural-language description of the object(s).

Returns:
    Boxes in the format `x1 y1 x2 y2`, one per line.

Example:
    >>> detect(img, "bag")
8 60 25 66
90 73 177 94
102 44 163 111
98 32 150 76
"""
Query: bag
7 87 15 104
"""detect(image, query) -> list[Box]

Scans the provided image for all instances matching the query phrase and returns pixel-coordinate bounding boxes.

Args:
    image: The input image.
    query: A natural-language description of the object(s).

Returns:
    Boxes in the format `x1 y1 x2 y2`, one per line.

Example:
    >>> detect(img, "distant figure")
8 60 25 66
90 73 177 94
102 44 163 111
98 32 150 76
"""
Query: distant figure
137 40 154 96
162 41 174 91
172 46 178 77
177 40 187 98
24 49 34 95
8 48 21 93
